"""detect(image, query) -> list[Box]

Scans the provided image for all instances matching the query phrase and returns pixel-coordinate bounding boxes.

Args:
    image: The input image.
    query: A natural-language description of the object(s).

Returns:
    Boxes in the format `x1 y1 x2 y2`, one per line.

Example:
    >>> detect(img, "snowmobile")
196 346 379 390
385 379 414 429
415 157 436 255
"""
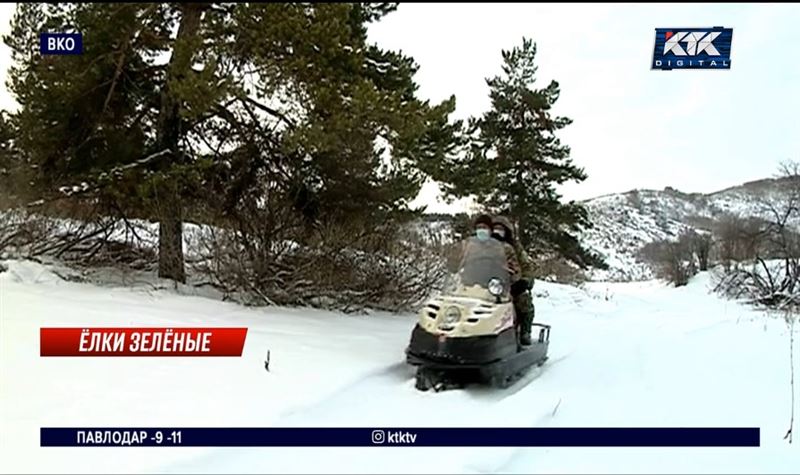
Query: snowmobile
405 236 551 391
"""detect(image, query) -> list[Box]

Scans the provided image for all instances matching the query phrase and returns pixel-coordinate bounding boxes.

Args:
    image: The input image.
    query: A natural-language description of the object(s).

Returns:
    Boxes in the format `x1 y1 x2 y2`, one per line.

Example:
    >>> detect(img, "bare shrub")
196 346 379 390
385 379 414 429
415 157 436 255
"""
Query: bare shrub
0 197 158 272
703 165 800 446
713 258 799 308
530 252 587 285
194 205 449 313
711 214 778 271
639 233 697 287
713 162 800 310
684 230 713 271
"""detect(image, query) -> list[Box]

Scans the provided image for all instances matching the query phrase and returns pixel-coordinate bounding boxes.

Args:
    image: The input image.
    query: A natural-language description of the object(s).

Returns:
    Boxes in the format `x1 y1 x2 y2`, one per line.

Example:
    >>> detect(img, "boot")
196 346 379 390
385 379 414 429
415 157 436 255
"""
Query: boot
520 327 532 345
519 309 534 346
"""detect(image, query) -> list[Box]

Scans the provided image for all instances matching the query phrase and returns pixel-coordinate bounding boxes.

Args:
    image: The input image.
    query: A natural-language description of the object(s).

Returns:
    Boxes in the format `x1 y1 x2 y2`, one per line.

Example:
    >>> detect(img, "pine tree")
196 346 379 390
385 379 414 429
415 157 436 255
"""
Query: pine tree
3 3 459 281
436 38 605 269
0 111 22 206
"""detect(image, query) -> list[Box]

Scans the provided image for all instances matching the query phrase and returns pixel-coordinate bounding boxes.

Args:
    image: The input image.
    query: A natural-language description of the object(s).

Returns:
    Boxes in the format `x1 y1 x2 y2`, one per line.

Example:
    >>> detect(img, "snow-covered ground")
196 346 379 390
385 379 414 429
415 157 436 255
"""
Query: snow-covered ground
1 259 799 474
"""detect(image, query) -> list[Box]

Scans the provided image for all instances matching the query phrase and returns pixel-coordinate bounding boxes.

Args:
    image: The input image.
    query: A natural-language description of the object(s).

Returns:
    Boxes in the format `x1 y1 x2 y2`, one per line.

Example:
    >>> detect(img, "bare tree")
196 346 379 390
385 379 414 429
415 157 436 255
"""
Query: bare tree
785 310 795 444
678 230 713 272
712 214 769 268
729 161 800 307
711 161 800 444
639 233 697 287
693 232 712 271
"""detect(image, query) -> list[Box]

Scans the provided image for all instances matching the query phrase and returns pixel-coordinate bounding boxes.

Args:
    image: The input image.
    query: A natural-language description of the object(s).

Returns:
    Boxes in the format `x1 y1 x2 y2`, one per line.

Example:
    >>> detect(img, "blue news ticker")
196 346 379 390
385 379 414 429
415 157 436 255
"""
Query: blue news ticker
41 427 761 447
40 33 83 55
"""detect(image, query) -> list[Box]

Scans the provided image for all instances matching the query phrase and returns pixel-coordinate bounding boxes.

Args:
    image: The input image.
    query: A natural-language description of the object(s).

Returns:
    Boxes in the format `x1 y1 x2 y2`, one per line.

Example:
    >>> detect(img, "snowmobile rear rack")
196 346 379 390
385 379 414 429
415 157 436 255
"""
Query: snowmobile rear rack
531 323 551 344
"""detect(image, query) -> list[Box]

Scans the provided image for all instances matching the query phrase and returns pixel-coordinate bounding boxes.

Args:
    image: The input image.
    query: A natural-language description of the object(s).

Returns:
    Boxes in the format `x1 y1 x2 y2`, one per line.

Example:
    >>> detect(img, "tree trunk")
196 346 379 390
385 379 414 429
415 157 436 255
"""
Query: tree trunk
155 4 204 283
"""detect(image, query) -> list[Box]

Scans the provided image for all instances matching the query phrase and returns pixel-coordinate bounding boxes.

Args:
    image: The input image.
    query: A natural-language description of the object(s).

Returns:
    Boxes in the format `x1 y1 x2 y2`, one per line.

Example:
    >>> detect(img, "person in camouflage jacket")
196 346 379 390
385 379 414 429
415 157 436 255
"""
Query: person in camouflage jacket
491 216 536 345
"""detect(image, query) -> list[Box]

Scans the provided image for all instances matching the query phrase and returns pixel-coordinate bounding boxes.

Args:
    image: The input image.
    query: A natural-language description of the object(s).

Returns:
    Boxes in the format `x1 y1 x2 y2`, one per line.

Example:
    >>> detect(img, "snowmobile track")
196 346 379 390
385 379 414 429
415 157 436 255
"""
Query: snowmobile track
464 351 571 401
274 362 416 423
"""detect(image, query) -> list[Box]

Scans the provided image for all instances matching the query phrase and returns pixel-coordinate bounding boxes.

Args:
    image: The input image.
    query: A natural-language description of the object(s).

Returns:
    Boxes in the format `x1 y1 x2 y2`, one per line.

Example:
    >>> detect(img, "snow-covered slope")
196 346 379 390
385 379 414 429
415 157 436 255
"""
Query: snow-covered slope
581 178 791 281
414 177 790 282
1 259 798 474
580 192 695 281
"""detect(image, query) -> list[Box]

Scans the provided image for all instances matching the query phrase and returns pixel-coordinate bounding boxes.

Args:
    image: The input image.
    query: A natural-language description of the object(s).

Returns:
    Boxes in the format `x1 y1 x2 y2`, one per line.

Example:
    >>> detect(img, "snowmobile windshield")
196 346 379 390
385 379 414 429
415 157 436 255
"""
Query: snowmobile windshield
452 237 511 300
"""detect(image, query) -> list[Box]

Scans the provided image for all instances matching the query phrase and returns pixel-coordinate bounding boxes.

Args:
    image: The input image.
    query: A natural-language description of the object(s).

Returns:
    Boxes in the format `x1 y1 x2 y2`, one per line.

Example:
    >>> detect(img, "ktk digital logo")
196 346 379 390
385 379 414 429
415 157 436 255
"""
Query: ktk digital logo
652 27 733 70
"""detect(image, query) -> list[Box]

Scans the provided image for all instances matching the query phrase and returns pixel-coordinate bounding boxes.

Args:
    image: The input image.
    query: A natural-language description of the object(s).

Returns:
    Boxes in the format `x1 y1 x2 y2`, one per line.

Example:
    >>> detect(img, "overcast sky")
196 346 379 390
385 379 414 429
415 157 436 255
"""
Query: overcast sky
368 3 800 210
1 4 798 213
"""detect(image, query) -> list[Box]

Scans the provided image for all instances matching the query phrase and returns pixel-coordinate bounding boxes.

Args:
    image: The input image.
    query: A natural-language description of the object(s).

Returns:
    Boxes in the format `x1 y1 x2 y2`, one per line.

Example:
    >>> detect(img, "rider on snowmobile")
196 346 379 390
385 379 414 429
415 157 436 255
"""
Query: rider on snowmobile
491 216 536 345
472 214 520 279
447 214 520 277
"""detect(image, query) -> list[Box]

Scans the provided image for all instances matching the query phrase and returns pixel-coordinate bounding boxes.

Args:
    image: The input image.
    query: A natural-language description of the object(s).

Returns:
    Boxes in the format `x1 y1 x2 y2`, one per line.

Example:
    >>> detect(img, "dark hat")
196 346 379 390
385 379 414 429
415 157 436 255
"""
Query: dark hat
492 215 516 244
473 213 493 228
493 216 513 230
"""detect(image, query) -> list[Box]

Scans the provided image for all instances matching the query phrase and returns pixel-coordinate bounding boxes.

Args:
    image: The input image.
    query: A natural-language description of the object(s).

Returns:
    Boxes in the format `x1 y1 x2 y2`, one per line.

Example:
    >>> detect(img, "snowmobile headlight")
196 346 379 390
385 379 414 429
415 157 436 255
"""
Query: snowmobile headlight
444 306 461 324
488 278 504 297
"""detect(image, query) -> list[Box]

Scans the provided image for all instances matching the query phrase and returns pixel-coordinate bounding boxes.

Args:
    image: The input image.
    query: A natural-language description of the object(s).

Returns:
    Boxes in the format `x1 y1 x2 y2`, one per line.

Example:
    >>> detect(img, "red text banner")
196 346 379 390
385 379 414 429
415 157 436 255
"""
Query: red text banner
40 328 247 356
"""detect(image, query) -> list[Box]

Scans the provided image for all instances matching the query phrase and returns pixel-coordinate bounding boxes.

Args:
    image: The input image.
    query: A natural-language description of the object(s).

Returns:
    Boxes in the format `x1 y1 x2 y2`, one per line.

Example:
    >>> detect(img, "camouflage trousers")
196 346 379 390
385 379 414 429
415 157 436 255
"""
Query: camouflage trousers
513 289 535 333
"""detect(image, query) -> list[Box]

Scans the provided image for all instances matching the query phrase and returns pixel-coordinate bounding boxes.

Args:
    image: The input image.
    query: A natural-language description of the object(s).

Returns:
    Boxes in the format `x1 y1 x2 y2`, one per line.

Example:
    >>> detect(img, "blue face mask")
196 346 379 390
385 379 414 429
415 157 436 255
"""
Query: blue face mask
475 228 491 241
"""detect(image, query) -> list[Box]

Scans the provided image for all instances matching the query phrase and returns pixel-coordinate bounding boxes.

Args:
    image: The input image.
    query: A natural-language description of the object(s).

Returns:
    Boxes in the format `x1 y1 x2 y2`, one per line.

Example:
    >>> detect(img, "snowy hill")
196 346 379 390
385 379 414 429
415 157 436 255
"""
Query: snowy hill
416 177 789 282
580 178 790 281
1 258 798 473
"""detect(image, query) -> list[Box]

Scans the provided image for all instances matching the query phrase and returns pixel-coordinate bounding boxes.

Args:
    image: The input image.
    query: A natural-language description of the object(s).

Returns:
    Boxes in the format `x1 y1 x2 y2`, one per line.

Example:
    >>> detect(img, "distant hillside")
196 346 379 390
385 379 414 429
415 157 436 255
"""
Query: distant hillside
418 177 791 282
581 177 789 281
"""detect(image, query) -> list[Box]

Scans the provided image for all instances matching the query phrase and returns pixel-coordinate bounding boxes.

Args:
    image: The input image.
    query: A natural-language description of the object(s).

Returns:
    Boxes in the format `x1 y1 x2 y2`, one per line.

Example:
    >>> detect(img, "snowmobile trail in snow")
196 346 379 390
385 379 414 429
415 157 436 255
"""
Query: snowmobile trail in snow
176 357 568 474
272 350 570 430
273 361 417 425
